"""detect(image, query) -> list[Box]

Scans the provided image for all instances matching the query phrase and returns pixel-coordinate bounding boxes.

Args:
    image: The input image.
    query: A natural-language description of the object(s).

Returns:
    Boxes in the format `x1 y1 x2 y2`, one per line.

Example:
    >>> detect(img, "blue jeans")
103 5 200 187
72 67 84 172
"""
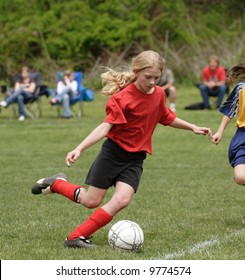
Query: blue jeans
56 87 75 117
199 84 227 108
5 88 33 116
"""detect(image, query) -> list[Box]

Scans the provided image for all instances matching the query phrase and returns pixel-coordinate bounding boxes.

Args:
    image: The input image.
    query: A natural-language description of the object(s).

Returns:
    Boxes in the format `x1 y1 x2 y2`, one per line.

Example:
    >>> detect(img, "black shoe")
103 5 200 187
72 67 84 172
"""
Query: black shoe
31 173 67 195
64 236 96 248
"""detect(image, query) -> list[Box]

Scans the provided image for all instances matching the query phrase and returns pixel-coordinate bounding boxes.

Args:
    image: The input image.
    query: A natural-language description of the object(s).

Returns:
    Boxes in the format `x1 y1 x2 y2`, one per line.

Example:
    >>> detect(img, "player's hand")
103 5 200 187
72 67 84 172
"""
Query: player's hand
66 149 81 167
211 132 222 145
193 126 212 138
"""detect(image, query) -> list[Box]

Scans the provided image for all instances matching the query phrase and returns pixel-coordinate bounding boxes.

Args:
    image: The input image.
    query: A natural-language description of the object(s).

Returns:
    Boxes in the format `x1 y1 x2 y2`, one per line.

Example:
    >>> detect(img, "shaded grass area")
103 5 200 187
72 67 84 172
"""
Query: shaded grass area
0 85 245 260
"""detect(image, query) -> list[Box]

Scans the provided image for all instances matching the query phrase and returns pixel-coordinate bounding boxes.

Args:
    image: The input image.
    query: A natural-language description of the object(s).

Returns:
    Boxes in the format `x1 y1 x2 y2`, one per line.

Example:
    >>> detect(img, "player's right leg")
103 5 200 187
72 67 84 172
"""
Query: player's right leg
64 181 134 248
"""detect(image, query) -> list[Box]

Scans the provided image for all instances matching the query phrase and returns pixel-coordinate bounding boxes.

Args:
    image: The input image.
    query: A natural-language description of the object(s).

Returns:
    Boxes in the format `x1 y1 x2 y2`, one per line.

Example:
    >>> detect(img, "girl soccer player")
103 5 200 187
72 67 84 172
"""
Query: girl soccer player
32 50 212 248
212 62 245 224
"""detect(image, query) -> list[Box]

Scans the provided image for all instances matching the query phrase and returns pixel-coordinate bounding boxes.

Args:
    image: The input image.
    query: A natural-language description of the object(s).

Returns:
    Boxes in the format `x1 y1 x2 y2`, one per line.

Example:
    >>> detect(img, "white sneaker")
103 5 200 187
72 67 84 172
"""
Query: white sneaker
169 103 176 112
0 101 7 107
18 115 25 121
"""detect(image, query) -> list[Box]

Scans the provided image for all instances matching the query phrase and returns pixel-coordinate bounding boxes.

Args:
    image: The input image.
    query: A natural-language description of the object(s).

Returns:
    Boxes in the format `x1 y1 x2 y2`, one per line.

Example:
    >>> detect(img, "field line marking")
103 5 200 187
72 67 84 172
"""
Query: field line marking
152 228 245 260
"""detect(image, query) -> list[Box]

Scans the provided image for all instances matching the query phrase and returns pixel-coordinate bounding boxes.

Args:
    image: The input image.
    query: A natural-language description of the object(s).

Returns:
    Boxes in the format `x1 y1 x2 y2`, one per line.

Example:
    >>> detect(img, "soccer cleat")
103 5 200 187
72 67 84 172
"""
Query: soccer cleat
64 236 96 249
242 215 245 225
31 173 67 195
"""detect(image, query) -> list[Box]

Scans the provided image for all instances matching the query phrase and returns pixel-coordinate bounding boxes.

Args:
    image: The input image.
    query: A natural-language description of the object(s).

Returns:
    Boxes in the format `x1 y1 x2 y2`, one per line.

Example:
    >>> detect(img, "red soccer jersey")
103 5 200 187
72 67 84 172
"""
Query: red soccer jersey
202 66 226 82
103 83 176 154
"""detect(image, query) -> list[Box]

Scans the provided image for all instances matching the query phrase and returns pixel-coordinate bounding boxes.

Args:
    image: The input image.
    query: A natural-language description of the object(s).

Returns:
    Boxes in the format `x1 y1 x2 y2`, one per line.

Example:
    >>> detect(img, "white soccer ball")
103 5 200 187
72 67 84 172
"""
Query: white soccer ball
108 220 144 251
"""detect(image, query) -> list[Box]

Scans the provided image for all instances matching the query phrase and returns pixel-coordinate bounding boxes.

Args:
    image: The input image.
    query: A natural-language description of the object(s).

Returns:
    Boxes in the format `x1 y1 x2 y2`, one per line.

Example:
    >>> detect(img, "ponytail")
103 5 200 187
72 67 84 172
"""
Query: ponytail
101 68 136 96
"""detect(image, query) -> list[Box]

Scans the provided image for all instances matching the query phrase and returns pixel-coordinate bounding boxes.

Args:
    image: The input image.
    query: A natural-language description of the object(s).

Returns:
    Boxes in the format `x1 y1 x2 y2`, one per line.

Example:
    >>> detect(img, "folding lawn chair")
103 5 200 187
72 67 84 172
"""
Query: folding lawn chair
22 72 51 119
1 72 51 119
52 71 94 118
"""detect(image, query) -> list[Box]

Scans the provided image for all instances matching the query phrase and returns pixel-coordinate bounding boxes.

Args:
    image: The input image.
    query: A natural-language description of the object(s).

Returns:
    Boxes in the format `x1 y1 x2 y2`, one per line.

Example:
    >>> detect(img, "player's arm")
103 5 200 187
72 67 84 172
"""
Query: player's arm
211 115 232 145
66 122 113 166
169 117 212 137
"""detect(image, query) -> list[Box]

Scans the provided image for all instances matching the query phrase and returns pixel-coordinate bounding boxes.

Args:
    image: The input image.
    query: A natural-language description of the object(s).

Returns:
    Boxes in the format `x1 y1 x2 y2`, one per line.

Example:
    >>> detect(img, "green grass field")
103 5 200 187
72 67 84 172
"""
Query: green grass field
0 85 245 260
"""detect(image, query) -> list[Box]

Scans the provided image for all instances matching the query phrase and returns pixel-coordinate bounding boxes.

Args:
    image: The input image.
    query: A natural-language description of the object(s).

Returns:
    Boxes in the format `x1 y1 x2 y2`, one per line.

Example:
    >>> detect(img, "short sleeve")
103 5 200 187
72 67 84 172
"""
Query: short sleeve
103 96 127 124
159 108 176 126
219 83 243 118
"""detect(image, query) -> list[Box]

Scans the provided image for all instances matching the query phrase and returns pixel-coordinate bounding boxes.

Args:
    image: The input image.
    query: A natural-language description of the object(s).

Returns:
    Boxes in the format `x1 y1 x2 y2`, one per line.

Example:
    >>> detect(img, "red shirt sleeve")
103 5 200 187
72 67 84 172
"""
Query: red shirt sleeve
159 108 176 126
103 96 127 124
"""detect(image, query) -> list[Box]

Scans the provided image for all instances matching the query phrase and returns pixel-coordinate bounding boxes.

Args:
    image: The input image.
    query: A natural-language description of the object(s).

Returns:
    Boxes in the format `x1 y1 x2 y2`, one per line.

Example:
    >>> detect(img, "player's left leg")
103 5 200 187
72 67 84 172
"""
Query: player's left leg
32 173 108 207
64 181 135 248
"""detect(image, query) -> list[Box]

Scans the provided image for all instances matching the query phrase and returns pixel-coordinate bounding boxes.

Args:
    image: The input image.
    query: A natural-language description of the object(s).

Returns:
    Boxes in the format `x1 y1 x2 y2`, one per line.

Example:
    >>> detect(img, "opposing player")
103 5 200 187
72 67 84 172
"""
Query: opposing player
31 50 212 248
211 62 245 224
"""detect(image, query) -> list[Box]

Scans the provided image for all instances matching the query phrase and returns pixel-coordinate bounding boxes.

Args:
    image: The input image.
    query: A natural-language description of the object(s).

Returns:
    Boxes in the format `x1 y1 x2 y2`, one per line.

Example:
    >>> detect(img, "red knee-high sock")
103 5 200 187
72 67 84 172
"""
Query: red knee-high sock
67 208 113 240
51 179 82 202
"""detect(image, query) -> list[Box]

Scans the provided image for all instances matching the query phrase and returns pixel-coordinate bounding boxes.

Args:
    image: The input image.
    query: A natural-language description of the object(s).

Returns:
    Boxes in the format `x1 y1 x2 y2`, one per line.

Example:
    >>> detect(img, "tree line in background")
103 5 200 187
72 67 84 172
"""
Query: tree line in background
0 0 245 86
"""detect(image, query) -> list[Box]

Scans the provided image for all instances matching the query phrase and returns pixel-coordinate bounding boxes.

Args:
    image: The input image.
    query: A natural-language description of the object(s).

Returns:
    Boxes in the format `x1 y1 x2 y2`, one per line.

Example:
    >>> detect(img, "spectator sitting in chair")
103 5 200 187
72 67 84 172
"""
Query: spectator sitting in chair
199 54 227 110
0 66 36 121
51 70 78 118
157 58 177 112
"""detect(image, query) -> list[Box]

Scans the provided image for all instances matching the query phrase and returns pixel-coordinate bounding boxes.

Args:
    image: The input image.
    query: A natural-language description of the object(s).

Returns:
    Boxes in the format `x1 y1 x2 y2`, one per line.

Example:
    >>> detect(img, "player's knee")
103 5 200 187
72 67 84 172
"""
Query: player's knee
81 199 101 209
234 174 245 185
114 196 131 211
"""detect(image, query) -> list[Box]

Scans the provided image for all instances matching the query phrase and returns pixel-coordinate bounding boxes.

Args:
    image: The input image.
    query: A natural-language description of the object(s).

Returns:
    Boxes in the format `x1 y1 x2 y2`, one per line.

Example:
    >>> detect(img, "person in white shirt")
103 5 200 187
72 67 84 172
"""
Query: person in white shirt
51 70 78 118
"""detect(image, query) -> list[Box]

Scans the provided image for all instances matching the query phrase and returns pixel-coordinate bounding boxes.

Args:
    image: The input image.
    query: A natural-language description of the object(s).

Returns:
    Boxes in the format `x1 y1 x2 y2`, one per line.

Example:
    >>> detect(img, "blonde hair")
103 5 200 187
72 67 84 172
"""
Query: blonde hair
101 50 164 96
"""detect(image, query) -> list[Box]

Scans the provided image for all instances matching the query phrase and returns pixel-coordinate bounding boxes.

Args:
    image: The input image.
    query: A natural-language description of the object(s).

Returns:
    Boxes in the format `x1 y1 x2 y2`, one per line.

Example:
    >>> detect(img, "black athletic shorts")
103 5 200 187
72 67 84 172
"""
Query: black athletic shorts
85 138 147 192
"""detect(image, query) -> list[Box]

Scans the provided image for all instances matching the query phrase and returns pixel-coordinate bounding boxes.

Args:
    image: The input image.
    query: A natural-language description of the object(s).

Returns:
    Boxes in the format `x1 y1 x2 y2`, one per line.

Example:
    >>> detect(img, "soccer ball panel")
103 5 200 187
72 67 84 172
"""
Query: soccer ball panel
108 220 144 251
